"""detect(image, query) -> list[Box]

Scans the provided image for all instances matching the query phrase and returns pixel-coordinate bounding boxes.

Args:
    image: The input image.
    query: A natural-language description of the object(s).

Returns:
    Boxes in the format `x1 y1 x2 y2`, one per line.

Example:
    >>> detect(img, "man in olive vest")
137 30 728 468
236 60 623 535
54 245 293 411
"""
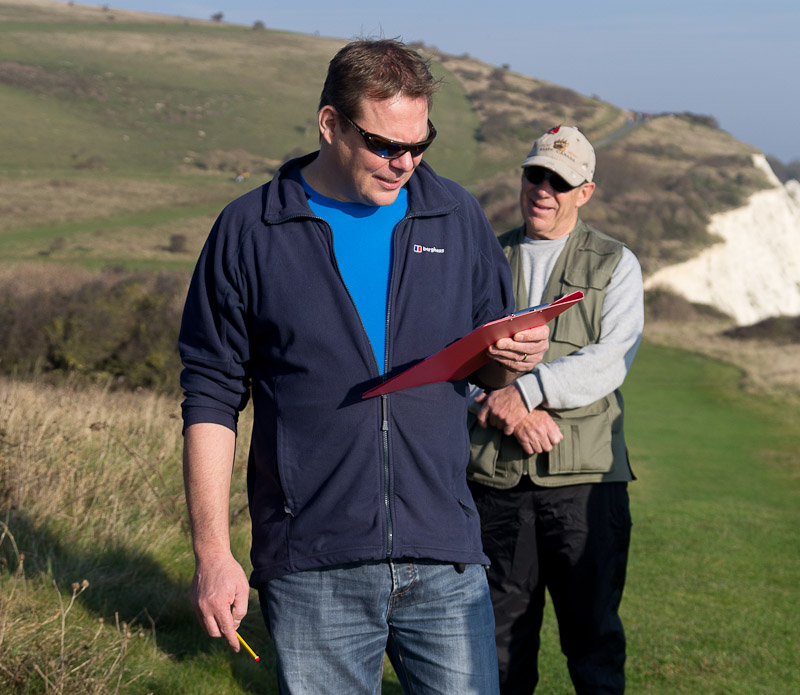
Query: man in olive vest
468 126 644 694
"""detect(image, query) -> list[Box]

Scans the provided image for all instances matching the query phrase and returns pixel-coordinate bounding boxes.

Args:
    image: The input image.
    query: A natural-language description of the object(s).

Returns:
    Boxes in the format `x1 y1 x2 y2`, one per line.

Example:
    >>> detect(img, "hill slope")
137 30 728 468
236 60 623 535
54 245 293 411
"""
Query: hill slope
1 0 796 336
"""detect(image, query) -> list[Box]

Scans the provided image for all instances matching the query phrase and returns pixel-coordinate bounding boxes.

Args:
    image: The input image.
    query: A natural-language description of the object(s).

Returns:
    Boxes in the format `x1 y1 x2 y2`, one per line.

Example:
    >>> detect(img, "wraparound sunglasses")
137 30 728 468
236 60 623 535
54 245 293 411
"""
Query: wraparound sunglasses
336 108 437 160
523 166 580 193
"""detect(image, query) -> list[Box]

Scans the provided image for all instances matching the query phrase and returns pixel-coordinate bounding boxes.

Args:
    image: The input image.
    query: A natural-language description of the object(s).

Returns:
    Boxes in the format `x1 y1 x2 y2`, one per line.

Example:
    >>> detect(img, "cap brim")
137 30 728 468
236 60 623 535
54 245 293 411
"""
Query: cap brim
520 155 586 187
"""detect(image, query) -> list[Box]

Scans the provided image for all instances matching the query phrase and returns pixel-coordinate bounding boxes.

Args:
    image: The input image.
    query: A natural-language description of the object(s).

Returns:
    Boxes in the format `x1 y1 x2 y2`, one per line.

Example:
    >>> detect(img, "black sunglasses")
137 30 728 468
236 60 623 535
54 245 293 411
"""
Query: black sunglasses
336 109 437 160
523 166 580 193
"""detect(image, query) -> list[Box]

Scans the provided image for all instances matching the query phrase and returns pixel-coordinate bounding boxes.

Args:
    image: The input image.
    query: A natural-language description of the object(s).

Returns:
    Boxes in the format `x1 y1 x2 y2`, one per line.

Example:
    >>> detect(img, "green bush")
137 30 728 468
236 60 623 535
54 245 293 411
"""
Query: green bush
723 316 800 344
0 271 187 393
45 274 186 392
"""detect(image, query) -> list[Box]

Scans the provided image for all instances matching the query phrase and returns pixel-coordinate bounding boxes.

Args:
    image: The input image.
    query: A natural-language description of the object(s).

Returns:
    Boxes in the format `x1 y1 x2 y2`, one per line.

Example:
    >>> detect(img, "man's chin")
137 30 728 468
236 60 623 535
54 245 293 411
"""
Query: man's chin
363 187 402 207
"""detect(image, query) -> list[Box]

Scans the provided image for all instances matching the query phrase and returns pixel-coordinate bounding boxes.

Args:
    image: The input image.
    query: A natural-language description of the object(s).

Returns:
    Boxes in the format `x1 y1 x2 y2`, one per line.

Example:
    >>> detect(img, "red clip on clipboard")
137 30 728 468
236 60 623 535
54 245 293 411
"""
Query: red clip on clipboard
362 290 584 398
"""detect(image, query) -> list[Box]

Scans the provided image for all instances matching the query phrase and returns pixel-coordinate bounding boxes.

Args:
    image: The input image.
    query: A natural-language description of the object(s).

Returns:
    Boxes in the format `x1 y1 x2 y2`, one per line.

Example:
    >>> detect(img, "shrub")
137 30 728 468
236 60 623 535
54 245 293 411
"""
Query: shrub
45 274 186 392
723 316 800 344
528 85 586 108
0 270 187 393
675 111 719 129
644 288 729 322
168 234 188 253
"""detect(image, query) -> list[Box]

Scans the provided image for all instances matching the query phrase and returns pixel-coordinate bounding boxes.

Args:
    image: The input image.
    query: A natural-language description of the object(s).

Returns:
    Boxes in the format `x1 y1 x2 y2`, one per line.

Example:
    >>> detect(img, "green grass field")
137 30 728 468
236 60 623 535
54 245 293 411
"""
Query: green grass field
603 345 796 694
1 342 797 694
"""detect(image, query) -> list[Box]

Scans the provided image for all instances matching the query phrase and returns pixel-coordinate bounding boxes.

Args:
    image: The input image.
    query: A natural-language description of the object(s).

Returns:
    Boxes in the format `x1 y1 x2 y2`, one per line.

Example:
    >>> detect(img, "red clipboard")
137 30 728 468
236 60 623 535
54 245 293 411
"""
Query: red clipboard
362 290 584 398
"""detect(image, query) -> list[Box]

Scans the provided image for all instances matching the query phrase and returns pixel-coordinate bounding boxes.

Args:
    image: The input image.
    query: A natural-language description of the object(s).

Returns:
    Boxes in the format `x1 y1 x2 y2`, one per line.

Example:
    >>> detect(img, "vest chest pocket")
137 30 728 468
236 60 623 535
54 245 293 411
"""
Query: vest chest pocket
549 263 614 350
547 397 617 475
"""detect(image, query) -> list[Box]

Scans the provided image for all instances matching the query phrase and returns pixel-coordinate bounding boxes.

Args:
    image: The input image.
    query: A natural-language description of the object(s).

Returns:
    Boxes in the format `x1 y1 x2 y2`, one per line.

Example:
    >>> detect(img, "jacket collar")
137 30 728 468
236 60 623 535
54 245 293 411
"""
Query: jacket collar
262 152 459 225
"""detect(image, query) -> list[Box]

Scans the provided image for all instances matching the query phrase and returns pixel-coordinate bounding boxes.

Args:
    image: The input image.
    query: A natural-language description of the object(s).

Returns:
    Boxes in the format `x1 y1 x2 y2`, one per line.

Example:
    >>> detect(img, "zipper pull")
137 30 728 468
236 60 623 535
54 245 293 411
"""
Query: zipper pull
381 394 389 431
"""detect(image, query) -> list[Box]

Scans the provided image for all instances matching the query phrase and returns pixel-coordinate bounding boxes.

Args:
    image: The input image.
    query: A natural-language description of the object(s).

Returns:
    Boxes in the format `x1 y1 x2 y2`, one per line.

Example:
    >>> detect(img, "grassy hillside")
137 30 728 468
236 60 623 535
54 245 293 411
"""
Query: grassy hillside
1 343 797 694
0 0 772 276
0 0 793 401
1 0 339 271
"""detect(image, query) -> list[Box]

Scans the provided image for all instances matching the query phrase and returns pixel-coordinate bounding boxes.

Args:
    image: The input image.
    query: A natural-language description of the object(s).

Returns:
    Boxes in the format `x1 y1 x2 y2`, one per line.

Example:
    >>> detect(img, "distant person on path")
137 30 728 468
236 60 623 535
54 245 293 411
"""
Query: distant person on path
179 38 550 694
467 125 644 694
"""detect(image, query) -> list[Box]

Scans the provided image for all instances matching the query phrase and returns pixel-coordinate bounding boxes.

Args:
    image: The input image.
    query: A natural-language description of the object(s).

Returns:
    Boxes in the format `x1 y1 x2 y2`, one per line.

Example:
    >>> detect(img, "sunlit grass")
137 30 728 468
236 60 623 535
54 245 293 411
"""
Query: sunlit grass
536 344 799 694
1 340 797 693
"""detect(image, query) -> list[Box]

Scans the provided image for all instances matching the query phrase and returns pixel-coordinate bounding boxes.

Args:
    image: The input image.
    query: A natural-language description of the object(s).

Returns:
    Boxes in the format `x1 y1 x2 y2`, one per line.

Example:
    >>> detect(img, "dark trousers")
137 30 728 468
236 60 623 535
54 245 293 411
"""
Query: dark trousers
469 479 632 695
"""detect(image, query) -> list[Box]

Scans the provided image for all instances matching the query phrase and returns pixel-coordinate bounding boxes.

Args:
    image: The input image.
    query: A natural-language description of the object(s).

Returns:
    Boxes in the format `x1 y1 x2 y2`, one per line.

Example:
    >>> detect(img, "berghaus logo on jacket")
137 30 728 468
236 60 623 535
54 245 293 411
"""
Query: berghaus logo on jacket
413 244 445 254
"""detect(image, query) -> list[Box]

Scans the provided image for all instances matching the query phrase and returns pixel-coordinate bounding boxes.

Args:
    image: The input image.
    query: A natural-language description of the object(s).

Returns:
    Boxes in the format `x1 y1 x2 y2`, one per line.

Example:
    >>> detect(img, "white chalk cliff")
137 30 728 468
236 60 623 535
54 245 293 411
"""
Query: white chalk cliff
644 154 800 325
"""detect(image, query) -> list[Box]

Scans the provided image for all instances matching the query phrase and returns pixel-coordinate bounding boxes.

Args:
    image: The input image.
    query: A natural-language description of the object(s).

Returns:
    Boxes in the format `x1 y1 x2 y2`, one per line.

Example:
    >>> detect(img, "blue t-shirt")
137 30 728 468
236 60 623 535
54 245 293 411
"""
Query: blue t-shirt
304 180 407 374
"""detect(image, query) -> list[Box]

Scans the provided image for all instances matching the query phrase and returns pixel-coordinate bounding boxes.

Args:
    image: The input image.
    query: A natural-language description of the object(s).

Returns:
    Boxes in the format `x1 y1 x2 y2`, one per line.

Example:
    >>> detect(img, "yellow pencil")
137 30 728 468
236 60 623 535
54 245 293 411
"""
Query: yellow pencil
236 631 260 661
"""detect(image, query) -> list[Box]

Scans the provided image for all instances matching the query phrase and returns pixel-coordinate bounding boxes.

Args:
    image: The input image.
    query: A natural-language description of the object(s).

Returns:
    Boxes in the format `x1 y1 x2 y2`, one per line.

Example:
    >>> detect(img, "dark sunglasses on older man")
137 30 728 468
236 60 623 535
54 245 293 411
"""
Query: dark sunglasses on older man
523 166 579 193
337 108 437 160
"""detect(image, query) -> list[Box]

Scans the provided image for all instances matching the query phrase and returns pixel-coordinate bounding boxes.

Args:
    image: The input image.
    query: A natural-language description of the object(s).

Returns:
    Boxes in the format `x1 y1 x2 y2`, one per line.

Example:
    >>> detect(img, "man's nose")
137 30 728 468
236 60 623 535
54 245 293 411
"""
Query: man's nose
391 151 417 172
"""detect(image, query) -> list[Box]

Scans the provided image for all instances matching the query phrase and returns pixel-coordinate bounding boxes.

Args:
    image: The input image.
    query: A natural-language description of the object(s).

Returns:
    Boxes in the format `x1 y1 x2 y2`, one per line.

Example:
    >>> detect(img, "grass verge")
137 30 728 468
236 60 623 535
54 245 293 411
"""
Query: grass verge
1 341 797 693
537 343 799 694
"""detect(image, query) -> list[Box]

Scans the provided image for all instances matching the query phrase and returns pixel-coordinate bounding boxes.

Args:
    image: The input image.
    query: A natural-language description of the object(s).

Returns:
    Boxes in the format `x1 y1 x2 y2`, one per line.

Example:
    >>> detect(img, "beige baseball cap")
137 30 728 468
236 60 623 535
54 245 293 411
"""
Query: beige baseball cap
521 125 595 186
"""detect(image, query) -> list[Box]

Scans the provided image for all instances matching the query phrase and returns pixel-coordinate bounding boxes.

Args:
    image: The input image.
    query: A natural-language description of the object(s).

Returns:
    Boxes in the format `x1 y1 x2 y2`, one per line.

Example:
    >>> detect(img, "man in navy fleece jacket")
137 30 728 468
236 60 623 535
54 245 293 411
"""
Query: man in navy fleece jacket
179 38 549 694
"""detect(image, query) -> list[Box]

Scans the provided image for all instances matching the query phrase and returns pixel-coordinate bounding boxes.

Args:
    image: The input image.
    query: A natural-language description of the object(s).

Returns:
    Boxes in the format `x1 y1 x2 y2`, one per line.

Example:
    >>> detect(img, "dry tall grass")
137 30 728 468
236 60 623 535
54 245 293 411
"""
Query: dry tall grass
0 376 253 693
0 179 216 236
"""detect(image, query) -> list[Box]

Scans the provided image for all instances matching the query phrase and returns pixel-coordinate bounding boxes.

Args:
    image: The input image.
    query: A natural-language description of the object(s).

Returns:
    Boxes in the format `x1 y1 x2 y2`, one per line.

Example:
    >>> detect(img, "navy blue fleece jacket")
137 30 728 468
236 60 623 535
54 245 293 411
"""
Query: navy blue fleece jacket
179 153 514 583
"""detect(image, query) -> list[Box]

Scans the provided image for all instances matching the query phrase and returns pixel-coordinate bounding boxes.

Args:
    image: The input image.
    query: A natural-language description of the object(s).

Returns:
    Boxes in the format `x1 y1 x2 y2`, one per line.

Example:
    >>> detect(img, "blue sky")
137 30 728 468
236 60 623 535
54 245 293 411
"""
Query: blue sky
59 1 800 162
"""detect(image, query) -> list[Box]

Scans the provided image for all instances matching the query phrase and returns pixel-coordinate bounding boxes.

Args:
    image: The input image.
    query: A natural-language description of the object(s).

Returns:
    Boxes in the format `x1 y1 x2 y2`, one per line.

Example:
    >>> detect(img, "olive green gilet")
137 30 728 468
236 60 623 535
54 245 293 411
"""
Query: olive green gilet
467 219 633 489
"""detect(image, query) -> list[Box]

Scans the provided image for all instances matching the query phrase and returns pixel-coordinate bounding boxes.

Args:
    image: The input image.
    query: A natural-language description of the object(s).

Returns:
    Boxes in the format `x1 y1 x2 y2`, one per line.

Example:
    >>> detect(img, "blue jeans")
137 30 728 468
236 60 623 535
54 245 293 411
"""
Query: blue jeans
258 560 500 694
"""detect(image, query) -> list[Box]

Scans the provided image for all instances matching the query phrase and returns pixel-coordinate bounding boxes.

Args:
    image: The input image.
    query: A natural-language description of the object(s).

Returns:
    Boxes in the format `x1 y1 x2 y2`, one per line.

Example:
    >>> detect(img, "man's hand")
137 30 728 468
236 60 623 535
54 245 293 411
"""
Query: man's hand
192 550 251 651
513 408 563 455
475 386 529 435
486 324 549 374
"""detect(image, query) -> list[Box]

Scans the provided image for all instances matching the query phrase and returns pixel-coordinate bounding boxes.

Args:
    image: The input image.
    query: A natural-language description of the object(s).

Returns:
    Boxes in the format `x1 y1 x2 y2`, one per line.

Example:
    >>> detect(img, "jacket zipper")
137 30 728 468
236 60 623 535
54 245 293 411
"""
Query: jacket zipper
381 393 392 556
307 211 398 556
380 218 403 558
377 211 427 557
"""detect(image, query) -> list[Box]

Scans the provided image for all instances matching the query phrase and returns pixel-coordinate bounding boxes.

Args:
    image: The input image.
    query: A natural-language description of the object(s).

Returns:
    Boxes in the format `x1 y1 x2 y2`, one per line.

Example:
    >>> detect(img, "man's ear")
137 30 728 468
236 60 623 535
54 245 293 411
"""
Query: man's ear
318 105 340 146
576 181 596 209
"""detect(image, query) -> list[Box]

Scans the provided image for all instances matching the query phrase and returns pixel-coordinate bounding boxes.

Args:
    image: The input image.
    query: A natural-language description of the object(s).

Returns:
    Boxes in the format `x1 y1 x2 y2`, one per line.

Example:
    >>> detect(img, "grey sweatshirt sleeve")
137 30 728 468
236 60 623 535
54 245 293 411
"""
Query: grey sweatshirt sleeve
515 247 644 410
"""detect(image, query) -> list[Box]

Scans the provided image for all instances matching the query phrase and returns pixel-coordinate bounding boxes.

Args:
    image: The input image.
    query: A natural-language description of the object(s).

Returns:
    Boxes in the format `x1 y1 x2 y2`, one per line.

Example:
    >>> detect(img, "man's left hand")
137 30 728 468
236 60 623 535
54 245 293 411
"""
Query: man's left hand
486 324 549 375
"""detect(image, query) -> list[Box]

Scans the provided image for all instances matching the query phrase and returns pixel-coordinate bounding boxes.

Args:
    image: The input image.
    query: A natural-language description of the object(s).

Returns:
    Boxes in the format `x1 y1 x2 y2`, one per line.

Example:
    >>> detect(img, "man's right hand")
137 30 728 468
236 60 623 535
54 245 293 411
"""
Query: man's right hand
191 550 251 652
475 385 529 435
513 408 563 455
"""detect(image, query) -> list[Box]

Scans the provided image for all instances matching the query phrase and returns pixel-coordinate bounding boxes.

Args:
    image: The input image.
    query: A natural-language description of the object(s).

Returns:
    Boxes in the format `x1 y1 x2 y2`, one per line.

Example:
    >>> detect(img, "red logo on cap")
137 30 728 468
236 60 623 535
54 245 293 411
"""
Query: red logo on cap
548 126 561 134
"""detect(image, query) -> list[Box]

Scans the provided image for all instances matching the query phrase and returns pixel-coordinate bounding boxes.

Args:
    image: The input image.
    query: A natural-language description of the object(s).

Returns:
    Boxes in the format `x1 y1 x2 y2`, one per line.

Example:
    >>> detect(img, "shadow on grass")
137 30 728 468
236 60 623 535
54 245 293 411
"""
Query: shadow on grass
2 512 412 693
2 510 277 693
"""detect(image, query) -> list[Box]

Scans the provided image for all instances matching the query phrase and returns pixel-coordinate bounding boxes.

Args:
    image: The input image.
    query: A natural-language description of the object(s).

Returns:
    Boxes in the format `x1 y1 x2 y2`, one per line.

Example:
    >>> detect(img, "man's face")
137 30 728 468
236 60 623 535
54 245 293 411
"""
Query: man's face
322 95 431 206
519 168 595 240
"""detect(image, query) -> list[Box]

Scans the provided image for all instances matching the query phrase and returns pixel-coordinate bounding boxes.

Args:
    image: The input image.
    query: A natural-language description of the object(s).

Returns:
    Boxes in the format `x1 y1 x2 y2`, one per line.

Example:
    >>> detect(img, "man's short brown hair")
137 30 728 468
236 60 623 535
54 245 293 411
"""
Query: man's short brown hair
318 38 440 119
